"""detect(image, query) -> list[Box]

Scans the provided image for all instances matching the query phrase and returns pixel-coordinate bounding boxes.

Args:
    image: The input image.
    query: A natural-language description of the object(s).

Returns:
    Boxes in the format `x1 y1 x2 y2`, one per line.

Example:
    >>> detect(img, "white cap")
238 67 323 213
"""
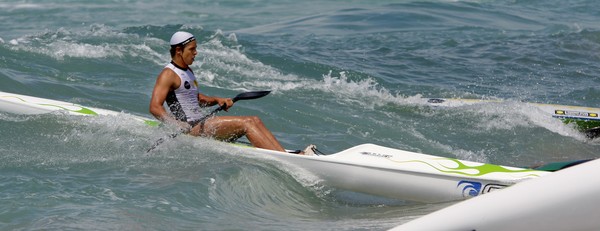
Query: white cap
169 31 196 46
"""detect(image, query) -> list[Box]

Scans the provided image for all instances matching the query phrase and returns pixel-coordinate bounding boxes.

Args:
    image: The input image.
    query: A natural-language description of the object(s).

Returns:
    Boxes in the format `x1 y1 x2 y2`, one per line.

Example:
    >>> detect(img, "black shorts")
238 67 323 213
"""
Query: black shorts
187 119 207 134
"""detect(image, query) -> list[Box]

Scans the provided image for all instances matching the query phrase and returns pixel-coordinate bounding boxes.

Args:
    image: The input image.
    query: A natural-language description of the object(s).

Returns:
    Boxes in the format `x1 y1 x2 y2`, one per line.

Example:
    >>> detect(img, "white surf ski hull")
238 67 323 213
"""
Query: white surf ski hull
391 158 600 231
245 144 549 203
0 91 158 126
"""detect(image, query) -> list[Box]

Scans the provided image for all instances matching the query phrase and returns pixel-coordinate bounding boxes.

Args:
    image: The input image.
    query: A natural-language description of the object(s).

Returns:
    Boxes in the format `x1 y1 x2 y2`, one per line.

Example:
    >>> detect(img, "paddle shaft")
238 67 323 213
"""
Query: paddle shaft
146 91 271 152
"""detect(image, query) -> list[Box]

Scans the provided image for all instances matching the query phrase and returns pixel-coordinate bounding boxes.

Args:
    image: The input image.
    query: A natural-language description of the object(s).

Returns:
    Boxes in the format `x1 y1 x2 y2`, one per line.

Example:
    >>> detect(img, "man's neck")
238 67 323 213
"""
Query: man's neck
170 60 188 71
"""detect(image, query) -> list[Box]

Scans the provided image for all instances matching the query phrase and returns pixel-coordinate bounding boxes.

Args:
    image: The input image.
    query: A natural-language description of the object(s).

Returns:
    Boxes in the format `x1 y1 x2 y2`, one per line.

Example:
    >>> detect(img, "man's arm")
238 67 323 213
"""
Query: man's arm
149 69 187 126
198 93 234 111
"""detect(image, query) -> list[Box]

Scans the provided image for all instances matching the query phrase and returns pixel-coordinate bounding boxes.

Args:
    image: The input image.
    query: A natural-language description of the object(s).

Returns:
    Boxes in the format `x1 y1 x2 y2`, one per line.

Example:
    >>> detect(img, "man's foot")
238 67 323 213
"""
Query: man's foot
302 144 318 156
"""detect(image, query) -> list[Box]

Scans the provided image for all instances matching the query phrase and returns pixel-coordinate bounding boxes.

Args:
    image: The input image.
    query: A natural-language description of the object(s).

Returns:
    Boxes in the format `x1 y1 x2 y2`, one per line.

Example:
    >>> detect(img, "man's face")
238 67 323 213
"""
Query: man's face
181 40 197 66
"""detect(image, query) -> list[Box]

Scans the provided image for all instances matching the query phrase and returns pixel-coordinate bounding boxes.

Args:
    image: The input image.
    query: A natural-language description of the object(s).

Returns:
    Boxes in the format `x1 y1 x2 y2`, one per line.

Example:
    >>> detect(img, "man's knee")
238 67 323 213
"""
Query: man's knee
245 116 263 126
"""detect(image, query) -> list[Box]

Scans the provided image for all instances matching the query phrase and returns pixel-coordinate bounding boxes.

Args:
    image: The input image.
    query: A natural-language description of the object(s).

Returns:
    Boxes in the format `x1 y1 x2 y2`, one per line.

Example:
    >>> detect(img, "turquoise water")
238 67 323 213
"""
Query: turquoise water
1 0 599 230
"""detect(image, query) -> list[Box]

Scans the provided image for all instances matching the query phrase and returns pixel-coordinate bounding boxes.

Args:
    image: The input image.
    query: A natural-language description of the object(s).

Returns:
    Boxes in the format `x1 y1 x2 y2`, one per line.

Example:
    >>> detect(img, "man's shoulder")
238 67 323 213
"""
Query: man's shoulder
158 67 175 78
157 68 180 88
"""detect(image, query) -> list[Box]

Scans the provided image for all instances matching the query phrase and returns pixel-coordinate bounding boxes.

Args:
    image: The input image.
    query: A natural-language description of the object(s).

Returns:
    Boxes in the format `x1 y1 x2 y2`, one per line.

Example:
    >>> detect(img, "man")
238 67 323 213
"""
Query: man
149 31 292 152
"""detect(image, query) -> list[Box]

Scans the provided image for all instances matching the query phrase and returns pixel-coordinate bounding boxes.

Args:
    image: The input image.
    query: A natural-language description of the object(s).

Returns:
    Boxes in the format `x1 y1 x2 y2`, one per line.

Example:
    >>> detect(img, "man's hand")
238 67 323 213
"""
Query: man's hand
217 97 234 111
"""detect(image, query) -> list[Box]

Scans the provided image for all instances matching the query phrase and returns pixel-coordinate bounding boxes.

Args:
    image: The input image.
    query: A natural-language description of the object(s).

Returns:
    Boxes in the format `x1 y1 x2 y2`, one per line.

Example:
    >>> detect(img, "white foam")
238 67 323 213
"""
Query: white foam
0 3 42 10
315 71 402 107
199 37 300 81
439 100 590 140
7 25 166 64
48 40 120 59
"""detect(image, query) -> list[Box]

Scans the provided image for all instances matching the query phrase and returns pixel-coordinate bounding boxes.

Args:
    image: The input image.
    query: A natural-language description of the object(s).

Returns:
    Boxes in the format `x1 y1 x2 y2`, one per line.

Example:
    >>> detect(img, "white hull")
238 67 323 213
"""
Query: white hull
0 91 158 126
244 144 549 203
0 91 552 203
391 158 600 231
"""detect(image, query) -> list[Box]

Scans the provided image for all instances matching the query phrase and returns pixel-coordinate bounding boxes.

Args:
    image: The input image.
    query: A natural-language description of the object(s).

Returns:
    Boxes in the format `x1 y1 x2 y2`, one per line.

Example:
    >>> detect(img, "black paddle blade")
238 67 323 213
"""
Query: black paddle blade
232 91 271 102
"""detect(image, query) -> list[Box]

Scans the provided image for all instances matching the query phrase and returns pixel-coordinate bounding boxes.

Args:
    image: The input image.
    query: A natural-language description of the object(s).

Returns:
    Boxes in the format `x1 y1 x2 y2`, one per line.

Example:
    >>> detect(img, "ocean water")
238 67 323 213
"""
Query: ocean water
1 0 599 230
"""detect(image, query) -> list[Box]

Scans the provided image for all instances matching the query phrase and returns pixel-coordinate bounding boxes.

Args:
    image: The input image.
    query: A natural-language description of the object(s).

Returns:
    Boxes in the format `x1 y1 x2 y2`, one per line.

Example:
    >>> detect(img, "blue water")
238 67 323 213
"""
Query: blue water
1 0 599 230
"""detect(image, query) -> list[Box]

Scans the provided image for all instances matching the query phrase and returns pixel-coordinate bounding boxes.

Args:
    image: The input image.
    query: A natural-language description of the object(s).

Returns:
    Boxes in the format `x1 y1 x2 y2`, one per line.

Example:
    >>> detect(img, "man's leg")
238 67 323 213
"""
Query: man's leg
193 115 285 152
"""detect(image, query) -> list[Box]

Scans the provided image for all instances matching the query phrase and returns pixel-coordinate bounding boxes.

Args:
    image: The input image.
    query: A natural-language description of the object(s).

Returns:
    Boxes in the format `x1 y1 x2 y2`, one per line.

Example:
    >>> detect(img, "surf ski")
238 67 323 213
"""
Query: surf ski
390 158 600 231
244 143 557 203
0 91 582 203
426 98 600 139
0 91 159 126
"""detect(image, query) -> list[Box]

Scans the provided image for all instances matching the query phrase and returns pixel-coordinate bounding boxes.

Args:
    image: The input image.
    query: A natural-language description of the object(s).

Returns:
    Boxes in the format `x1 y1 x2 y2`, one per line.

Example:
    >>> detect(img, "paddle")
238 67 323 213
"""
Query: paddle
146 91 271 152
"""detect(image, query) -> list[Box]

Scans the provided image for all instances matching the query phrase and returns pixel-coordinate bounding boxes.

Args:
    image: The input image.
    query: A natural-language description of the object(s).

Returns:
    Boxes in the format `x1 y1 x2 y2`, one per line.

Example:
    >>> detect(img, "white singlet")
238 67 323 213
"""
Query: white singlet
165 62 203 123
